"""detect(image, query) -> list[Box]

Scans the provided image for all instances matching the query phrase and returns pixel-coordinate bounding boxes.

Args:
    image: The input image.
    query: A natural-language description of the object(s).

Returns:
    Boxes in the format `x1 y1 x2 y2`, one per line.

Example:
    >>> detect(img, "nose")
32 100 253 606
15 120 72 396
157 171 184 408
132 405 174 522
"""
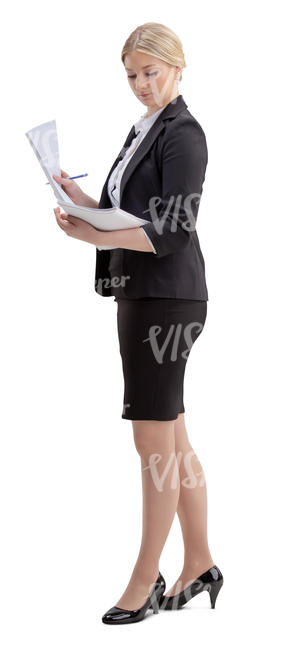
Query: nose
137 87 151 97
135 74 150 93
136 85 149 94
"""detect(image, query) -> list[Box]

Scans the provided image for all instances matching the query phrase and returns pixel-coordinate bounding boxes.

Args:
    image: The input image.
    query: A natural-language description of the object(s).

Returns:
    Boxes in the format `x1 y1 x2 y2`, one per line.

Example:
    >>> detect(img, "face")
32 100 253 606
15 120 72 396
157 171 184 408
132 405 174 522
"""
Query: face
124 50 181 112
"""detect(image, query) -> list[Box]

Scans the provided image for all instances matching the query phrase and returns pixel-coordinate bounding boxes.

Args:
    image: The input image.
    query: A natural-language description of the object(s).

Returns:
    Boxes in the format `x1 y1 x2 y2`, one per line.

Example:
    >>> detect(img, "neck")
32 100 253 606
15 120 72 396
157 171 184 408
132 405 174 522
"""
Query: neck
145 91 180 117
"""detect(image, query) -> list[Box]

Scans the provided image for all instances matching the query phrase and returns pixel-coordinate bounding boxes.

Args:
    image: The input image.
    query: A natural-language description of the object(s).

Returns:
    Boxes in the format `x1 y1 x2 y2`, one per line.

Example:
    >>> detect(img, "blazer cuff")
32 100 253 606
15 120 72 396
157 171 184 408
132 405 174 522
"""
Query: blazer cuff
141 227 157 254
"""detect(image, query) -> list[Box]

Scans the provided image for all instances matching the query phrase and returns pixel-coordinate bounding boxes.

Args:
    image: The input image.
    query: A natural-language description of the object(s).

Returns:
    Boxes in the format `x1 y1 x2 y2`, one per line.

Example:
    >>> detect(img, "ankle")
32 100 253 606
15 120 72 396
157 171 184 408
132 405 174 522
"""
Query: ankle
131 564 160 586
182 557 214 576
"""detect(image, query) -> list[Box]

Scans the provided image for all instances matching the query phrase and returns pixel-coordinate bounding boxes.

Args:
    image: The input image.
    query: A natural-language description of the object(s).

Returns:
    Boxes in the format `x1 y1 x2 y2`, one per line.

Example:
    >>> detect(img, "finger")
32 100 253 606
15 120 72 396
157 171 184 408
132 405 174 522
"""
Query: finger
52 174 70 185
64 214 78 225
56 215 69 228
54 207 70 224
54 206 68 217
54 206 75 223
55 213 68 230
55 213 73 234
54 207 77 226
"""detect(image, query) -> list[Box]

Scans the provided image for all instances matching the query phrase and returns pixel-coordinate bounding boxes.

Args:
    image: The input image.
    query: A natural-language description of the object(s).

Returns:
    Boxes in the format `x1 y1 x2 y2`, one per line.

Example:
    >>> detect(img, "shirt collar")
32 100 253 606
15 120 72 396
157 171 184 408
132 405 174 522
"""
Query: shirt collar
133 105 166 135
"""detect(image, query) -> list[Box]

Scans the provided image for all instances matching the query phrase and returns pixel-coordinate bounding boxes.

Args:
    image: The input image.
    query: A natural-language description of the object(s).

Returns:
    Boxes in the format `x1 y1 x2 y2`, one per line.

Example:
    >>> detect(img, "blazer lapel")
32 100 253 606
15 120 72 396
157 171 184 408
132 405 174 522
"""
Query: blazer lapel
99 94 188 209
98 125 136 208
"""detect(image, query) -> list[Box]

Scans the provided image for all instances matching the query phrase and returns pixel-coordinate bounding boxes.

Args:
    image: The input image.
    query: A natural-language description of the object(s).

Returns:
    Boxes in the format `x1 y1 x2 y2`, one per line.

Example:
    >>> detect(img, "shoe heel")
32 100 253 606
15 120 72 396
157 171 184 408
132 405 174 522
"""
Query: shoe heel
209 580 223 609
150 587 164 614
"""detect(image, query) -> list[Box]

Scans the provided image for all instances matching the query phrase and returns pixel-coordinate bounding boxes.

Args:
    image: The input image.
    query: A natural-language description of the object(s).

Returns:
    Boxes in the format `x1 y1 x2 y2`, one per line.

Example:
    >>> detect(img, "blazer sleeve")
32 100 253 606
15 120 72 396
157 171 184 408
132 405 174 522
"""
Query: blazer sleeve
141 117 208 258
142 229 157 253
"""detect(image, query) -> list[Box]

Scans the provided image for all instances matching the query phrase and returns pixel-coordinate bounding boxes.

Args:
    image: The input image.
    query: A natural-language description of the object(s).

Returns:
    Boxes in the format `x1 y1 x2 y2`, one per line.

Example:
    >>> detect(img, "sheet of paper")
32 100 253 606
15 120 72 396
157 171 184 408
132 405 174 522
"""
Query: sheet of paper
25 119 73 204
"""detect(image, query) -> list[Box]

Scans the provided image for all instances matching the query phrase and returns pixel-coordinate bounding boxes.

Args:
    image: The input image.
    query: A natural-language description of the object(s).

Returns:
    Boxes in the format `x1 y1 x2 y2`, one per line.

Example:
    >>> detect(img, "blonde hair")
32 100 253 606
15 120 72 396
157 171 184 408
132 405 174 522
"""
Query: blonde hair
121 22 186 82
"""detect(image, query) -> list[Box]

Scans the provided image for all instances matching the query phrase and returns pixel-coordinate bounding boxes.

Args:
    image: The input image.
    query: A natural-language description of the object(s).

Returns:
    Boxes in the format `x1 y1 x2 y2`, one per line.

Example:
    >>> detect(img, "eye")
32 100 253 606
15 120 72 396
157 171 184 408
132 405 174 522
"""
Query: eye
127 71 158 79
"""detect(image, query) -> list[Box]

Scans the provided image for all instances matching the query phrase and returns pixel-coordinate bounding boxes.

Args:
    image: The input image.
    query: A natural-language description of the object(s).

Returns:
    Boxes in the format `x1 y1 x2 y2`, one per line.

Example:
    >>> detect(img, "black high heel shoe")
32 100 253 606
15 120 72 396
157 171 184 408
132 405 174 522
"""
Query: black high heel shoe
158 565 223 610
102 571 166 624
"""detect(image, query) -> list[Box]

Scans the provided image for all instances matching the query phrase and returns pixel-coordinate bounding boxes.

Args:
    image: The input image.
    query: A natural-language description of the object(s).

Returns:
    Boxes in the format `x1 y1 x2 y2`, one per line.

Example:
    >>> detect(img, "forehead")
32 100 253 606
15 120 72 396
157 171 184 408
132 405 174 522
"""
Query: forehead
124 54 162 71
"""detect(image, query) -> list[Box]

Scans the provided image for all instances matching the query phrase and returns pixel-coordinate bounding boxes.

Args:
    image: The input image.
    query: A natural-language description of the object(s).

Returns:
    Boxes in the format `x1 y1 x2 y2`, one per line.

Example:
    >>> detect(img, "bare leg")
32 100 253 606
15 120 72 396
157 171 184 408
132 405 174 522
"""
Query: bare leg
164 412 214 596
115 418 180 610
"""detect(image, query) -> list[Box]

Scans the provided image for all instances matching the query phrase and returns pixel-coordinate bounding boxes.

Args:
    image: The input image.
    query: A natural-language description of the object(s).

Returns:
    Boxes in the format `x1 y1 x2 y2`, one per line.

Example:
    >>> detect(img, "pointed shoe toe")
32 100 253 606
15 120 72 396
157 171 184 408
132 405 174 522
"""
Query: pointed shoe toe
102 605 139 624
102 571 166 624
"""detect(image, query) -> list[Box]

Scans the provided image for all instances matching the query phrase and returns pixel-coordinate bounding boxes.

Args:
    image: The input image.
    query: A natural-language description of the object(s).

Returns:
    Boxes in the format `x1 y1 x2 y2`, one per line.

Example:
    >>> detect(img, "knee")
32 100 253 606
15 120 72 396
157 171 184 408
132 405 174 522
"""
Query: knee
133 421 175 460
133 431 153 459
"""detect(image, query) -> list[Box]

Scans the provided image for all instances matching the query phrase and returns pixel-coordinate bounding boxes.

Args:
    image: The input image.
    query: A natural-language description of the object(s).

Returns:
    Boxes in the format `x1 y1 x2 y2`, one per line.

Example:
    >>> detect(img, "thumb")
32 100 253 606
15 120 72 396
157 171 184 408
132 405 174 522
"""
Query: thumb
53 174 70 184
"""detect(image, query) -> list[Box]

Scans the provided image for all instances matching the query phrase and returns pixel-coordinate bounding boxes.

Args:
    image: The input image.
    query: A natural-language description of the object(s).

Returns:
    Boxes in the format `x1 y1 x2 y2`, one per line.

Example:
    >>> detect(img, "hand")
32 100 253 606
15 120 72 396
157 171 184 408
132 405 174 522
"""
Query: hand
52 169 86 205
54 206 100 245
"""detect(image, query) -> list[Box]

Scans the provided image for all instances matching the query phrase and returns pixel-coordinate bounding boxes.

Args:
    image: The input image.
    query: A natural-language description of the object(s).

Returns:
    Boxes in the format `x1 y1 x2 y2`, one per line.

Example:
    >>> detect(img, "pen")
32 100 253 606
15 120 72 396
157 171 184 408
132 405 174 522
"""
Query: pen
46 173 88 184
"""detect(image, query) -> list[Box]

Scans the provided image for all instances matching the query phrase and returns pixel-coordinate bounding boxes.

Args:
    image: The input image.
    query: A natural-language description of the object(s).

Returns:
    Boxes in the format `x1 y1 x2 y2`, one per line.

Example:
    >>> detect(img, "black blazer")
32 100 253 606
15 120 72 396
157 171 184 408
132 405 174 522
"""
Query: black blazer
94 94 209 300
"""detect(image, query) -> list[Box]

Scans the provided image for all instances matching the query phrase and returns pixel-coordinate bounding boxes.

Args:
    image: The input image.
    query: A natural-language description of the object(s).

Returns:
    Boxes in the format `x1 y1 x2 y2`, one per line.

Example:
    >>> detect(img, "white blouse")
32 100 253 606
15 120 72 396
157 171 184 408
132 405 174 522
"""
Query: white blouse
107 105 166 254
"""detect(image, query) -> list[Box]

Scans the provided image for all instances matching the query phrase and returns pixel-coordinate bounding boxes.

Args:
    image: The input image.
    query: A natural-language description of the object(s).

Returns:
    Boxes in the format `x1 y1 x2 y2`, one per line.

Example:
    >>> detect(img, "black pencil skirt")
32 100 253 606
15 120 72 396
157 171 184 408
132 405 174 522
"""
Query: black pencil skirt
115 297 207 421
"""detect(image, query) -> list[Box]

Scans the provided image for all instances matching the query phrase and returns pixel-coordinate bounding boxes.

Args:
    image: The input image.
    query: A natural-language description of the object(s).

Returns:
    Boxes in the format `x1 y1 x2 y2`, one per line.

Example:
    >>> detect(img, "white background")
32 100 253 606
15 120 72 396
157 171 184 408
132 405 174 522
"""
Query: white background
1 1 286 647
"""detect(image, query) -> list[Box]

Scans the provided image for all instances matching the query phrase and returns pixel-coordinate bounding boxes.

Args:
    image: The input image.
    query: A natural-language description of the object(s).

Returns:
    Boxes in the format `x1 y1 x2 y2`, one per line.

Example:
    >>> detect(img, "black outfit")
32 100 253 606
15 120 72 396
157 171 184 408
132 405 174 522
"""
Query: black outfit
95 94 209 420
116 297 207 421
95 94 208 301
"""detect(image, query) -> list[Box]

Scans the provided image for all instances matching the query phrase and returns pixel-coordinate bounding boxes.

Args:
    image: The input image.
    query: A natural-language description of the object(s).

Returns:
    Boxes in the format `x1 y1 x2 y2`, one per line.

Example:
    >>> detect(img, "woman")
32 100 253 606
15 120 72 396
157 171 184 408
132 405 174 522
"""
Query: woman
53 22 223 625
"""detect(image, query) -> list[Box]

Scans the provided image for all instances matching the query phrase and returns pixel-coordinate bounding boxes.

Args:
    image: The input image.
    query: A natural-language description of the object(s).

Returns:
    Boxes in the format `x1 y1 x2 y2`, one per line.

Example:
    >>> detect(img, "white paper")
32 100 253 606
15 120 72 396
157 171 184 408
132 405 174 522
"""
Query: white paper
25 119 73 204
26 119 151 251
57 200 150 250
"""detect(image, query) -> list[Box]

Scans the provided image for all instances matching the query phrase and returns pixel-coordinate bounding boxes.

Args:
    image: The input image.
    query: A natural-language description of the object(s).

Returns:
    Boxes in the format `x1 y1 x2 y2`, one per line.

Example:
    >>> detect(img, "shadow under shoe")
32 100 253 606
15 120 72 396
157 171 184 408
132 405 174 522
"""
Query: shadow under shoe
158 565 223 611
102 571 166 624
